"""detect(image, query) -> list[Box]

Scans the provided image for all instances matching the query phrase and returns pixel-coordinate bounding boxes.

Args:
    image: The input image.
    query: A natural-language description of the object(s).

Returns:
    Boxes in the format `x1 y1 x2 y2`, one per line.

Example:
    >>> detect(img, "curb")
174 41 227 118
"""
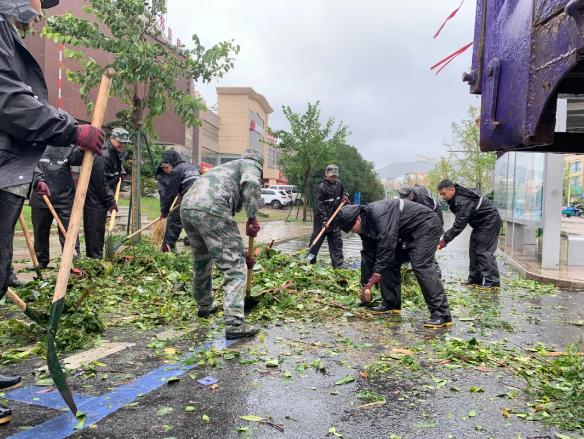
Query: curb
498 249 584 290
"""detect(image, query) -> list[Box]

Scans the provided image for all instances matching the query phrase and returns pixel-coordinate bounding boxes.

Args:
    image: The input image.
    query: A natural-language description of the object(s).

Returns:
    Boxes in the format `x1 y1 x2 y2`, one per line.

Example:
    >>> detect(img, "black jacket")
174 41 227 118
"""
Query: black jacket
358 199 438 273
443 184 501 243
313 179 348 223
85 142 124 210
30 146 83 210
155 150 199 215
0 16 77 190
410 185 444 226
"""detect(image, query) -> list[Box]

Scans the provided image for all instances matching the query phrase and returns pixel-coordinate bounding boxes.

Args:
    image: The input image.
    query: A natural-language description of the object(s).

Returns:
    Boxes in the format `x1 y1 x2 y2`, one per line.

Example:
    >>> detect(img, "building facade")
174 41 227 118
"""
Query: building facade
192 87 286 185
565 154 584 203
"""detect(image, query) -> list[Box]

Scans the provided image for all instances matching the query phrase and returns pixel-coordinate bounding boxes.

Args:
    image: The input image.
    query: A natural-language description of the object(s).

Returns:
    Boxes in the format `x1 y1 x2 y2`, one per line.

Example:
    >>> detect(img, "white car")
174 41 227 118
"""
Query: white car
269 184 304 206
260 189 293 209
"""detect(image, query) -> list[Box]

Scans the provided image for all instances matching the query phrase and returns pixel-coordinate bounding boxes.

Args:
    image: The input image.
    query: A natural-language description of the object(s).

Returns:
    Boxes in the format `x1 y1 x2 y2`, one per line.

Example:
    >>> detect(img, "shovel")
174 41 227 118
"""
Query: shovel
5 288 48 326
18 214 43 280
104 178 122 261
46 68 114 416
305 201 347 263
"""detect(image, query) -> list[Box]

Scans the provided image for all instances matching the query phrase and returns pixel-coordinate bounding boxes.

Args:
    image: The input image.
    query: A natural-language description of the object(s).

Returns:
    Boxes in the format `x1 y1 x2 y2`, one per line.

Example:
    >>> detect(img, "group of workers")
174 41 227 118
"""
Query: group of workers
0 0 503 426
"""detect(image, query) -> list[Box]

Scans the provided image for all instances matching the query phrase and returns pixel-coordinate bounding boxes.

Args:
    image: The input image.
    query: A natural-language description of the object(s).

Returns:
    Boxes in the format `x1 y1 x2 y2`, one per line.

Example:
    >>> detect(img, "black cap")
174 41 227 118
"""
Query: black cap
41 0 59 8
336 205 361 233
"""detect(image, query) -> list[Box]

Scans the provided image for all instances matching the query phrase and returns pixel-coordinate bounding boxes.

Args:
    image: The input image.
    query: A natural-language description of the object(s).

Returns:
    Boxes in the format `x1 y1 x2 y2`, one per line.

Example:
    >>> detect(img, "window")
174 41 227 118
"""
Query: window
571 161 582 173
268 147 281 169
261 189 275 195
570 176 581 187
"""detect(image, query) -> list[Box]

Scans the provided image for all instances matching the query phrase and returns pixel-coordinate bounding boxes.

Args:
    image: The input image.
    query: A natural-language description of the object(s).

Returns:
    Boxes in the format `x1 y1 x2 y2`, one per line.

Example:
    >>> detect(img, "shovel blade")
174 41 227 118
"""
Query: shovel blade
46 298 77 415
305 253 316 263
104 233 115 261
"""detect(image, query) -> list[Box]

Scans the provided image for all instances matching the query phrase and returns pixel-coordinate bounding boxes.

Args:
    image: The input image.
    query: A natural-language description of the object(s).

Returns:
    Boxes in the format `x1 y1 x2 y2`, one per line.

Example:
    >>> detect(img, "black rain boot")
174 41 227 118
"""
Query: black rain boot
368 302 401 314
423 314 453 329
225 322 259 340
197 303 219 318
0 374 21 392
461 279 481 287
0 404 12 425
7 273 23 288
479 282 501 290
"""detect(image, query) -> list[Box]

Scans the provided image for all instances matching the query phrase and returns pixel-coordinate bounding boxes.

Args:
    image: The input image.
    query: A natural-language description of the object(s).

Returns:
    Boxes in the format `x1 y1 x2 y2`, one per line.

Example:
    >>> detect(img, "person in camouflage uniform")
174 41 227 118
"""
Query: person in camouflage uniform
180 149 263 340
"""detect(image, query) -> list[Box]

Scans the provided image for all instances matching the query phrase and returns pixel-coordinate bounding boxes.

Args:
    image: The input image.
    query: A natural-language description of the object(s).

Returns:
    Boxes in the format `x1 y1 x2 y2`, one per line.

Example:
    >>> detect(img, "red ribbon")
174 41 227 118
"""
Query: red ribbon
434 0 465 39
431 41 473 75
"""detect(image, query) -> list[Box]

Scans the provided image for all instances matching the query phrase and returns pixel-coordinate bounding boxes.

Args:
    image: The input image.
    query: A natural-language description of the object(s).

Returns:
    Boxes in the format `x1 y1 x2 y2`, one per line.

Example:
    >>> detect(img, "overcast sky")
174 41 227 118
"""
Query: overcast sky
167 0 478 168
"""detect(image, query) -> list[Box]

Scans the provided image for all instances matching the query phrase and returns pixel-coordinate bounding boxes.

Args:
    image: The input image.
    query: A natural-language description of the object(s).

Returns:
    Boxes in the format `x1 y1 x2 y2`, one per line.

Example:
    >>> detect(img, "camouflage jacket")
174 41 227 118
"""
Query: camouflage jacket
182 158 262 219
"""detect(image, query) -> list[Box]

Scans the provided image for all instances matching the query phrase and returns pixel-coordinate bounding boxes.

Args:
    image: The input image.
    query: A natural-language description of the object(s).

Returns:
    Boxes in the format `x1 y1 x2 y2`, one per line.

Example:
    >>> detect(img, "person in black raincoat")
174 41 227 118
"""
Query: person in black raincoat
84 128 129 259
155 150 199 252
437 180 502 288
399 185 444 226
336 199 452 328
0 0 105 425
30 146 83 267
307 164 350 267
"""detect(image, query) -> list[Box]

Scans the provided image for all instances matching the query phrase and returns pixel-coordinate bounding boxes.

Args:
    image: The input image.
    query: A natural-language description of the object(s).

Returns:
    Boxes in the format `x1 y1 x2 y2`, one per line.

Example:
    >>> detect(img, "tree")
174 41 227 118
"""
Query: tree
333 144 384 203
427 156 455 195
43 0 239 231
276 102 349 221
446 106 496 192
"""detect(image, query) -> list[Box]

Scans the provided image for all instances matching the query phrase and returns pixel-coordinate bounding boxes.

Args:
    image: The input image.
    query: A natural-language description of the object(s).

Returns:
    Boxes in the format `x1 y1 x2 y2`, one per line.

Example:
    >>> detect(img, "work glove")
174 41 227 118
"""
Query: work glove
36 181 51 198
161 243 171 253
322 218 329 230
108 203 118 214
246 217 261 237
245 251 256 270
341 195 350 204
364 273 382 291
437 239 447 250
75 125 105 156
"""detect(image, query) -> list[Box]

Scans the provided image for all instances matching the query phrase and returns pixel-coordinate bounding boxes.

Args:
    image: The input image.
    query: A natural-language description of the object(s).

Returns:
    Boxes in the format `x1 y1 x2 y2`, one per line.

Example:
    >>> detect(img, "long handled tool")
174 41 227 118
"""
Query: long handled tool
6 288 48 325
19 214 43 279
113 203 180 255
245 236 255 296
46 69 114 416
104 178 123 261
305 201 347 263
151 196 179 248
42 195 78 258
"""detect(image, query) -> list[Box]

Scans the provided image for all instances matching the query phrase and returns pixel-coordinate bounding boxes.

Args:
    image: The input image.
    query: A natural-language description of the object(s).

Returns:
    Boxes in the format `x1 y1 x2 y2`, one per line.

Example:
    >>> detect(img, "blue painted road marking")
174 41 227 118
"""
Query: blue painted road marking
6 338 234 439
3 386 94 410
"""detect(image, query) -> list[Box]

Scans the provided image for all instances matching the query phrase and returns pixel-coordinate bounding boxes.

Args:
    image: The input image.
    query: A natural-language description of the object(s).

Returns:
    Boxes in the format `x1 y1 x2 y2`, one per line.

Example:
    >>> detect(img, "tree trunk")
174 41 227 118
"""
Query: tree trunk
131 97 143 234
302 168 310 222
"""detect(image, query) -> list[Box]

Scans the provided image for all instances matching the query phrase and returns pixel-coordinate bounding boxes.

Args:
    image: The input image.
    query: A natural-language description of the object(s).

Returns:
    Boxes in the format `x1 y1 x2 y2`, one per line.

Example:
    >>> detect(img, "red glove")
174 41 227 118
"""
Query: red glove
245 251 256 270
75 125 105 156
437 239 447 250
246 217 261 237
364 273 381 290
341 195 350 204
161 243 171 253
36 181 51 198
108 203 118 213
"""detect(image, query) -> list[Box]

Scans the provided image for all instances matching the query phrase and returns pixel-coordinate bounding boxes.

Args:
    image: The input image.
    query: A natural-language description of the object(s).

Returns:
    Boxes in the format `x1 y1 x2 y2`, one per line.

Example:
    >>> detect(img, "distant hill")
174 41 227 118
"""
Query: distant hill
376 161 435 180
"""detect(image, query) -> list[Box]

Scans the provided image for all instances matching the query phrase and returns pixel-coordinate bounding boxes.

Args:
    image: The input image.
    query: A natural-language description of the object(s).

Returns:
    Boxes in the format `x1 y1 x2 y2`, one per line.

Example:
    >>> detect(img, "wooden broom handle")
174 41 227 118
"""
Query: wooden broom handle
123 200 180 242
245 236 255 293
51 69 114 304
108 178 122 232
309 201 347 249
42 195 78 257
19 214 40 268
6 288 26 312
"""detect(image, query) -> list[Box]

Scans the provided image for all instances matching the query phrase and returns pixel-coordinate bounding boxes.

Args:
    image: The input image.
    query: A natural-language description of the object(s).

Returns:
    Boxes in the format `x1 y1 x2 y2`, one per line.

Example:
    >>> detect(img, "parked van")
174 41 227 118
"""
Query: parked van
269 185 304 206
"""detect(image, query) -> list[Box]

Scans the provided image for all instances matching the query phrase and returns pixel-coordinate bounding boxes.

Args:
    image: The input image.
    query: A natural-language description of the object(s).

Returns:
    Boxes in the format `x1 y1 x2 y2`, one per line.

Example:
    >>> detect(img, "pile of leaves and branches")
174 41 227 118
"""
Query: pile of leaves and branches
0 240 198 364
432 336 584 432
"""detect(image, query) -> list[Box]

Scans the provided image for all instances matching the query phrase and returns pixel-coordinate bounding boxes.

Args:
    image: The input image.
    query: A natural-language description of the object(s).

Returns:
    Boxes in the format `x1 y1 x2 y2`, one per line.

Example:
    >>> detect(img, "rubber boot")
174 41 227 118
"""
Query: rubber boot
423 314 453 329
197 303 219 318
0 374 22 391
0 404 12 425
225 322 259 340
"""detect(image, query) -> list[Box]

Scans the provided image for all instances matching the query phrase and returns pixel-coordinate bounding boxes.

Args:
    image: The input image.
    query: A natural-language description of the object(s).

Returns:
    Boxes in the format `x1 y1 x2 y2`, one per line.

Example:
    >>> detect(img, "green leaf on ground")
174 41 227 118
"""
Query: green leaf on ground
156 407 174 416
240 415 263 422
335 375 355 385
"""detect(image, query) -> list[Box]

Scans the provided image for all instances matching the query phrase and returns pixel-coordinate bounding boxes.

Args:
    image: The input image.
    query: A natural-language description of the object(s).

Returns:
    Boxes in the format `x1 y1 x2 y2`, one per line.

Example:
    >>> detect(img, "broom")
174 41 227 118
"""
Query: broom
152 196 178 247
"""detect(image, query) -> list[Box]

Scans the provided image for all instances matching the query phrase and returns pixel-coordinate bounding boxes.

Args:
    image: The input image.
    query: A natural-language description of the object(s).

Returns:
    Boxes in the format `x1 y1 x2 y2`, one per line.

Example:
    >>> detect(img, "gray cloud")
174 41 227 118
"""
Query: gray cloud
167 0 478 168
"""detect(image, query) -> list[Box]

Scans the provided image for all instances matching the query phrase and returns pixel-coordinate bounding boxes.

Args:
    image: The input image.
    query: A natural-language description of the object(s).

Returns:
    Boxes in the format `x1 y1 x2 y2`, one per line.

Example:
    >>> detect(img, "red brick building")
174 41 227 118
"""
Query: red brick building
27 0 193 160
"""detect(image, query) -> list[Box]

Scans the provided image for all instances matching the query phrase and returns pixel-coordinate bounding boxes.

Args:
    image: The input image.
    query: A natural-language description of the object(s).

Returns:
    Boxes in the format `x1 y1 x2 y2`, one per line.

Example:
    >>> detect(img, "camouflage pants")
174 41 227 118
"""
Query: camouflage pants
181 209 246 324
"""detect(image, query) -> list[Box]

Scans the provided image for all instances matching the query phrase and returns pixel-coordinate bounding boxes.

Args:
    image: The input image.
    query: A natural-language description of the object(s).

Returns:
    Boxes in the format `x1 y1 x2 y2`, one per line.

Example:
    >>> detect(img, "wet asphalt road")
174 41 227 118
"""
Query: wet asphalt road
1 215 583 438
